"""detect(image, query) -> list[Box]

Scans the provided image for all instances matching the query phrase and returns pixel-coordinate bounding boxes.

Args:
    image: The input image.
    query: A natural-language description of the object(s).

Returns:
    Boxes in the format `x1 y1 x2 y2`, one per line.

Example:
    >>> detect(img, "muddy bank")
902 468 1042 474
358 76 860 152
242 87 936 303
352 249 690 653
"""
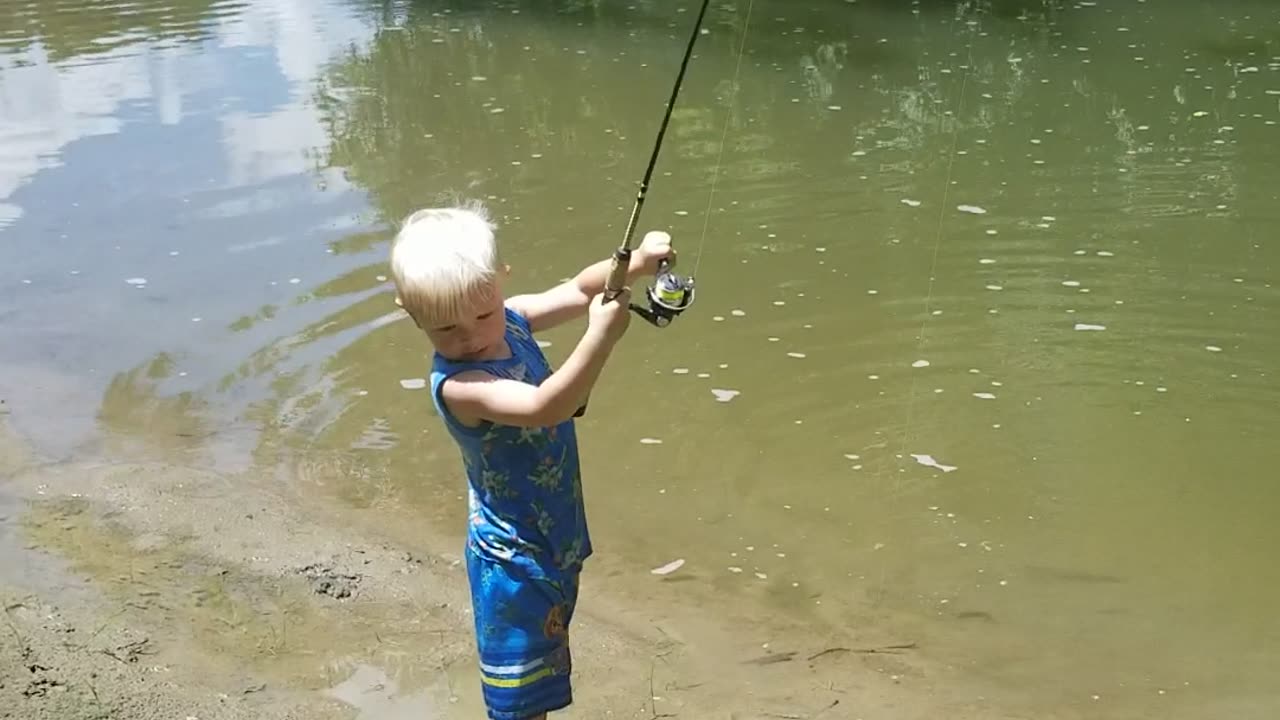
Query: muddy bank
0 418 1078 720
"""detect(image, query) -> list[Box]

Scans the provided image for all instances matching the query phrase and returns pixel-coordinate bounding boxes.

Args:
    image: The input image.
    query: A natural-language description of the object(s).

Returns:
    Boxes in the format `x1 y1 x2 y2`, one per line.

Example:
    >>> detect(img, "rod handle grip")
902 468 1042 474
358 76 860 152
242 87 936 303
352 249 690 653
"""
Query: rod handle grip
603 248 631 301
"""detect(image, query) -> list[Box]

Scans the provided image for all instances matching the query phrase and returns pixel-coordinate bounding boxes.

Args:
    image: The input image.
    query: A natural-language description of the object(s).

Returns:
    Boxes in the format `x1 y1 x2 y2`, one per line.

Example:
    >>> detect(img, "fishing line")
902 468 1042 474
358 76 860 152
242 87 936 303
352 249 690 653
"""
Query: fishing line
692 0 757 279
873 17 976 608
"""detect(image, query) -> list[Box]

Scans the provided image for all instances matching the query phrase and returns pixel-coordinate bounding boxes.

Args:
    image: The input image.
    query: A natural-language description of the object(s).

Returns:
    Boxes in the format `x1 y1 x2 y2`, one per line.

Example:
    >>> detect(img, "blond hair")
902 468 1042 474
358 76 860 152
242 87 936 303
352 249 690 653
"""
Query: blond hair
389 203 501 326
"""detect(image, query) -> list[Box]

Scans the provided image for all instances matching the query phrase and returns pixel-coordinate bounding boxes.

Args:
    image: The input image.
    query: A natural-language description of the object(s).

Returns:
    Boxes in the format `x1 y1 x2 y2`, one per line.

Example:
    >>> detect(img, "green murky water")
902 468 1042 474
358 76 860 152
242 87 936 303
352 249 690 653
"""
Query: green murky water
2 0 1278 716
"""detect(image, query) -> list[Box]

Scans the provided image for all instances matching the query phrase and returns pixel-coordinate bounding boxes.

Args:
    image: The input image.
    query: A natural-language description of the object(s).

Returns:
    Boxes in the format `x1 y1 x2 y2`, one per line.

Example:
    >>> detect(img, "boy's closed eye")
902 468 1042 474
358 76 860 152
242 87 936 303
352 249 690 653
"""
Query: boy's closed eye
436 311 495 333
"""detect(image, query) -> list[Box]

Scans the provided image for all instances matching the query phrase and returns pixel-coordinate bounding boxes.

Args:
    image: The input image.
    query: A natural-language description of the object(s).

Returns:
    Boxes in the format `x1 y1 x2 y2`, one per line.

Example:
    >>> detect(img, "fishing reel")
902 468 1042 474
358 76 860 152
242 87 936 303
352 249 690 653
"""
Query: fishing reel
631 259 695 328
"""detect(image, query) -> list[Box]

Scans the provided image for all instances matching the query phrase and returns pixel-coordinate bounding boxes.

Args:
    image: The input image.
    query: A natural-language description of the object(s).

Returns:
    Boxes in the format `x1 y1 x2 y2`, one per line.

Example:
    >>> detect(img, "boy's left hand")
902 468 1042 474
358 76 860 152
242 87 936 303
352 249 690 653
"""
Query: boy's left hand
635 231 677 276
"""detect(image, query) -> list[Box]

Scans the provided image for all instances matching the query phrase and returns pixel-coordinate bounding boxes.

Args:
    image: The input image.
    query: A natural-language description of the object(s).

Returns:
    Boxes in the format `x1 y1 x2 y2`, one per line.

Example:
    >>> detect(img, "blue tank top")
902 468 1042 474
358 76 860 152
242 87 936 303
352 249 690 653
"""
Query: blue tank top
429 307 592 580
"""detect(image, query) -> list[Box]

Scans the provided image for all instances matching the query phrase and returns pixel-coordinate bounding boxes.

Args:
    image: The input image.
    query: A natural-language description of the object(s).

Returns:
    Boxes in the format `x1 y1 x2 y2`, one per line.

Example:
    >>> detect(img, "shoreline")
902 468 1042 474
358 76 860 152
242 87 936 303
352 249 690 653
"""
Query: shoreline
0 414 1202 720
0 415 974 720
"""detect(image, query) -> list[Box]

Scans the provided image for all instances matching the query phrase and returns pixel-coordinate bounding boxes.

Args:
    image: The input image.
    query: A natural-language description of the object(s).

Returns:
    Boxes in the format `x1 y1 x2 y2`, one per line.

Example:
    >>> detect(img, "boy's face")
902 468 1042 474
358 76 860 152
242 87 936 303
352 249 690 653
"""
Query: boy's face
419 278 509 361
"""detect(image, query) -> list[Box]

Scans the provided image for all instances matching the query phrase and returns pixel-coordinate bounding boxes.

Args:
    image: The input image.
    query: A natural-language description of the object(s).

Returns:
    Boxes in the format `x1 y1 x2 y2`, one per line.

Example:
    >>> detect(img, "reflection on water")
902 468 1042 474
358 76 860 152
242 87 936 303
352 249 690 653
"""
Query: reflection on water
2 0 1279 717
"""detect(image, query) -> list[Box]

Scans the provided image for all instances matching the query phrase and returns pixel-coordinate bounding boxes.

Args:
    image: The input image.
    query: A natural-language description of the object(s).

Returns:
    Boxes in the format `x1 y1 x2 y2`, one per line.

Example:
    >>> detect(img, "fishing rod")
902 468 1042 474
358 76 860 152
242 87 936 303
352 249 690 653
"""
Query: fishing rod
601 0 713 328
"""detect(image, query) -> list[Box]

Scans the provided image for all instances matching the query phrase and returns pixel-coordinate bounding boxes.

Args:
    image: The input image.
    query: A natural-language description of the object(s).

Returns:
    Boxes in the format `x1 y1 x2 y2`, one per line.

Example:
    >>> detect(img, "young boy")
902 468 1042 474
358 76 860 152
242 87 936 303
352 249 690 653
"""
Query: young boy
388 203 675 719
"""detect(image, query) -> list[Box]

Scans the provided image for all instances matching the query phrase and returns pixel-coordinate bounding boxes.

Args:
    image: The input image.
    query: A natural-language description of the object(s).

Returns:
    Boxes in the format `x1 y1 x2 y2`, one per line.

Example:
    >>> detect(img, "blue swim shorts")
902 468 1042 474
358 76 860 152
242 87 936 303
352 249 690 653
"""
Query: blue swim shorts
466 549 580 720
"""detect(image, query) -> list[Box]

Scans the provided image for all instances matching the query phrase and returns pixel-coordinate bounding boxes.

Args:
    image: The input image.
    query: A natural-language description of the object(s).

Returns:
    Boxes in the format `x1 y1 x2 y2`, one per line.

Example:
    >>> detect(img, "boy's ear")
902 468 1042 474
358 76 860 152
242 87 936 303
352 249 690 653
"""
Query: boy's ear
393 295 423 329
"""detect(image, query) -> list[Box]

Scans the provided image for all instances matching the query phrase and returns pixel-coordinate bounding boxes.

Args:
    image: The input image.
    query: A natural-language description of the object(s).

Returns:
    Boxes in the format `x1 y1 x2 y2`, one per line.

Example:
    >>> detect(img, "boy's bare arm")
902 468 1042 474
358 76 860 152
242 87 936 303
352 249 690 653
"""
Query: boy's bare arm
442 292 631 427
507 232 674 333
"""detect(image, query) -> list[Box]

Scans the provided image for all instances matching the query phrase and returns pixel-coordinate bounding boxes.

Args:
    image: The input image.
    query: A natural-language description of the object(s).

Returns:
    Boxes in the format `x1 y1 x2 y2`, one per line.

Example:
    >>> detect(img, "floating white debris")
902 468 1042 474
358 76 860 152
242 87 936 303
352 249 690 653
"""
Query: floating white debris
973 392 997 400
755 572 768 580
843 453 860 460
673 368 690 375
399 378 426 390
1192 111 1209 117
731 309 746 317
986 229 999 235
773 300 786 306
728 566 743 573
289 277 301 284
912 360 931 368
537 340 552 348
828 105 843 111
640 437 664 445
711 388 740 402
902 199 922 207
911 454 957 473
957 204 987 214
1205 345 1222 352
713 315 725 321
979 258 996 264
650 559 685 575
1097 251 1114 257
376 274 387 282
125 277 148 286
1074 323 1107 331
986 285 1003 291
674 210 689 216
787 352 807 359
1063 280 1082 287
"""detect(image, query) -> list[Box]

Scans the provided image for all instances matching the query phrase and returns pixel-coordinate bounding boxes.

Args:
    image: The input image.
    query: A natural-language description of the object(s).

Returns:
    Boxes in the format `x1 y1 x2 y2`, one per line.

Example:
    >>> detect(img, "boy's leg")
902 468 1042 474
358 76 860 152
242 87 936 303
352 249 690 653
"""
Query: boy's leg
467 550 580 720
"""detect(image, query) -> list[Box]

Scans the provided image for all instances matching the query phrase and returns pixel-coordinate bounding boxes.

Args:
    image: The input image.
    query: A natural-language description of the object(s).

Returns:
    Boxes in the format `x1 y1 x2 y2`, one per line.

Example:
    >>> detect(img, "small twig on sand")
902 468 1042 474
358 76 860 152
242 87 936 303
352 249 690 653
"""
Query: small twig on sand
743 650 797 665
815 699 841 717
807 642 916 662
648 657 676 719
99 637 154 664
762 699 840 719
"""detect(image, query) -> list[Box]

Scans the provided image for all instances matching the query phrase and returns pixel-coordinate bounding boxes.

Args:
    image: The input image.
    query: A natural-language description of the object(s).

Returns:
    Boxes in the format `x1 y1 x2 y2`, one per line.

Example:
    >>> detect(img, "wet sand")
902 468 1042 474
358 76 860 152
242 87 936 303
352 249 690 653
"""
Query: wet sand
0 414 1050 720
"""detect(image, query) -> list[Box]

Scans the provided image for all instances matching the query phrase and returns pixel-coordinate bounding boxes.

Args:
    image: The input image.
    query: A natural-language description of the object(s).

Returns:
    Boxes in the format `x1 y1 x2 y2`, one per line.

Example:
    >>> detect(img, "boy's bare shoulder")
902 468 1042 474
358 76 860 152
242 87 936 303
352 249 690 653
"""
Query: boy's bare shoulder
438 369 544 427
438 368 502 398
438 370 500 427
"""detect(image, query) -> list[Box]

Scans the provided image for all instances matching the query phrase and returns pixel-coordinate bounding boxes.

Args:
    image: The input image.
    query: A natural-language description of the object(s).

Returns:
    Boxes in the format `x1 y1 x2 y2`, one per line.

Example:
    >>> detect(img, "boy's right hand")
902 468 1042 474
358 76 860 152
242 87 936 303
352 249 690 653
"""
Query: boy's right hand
588 288 632 342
